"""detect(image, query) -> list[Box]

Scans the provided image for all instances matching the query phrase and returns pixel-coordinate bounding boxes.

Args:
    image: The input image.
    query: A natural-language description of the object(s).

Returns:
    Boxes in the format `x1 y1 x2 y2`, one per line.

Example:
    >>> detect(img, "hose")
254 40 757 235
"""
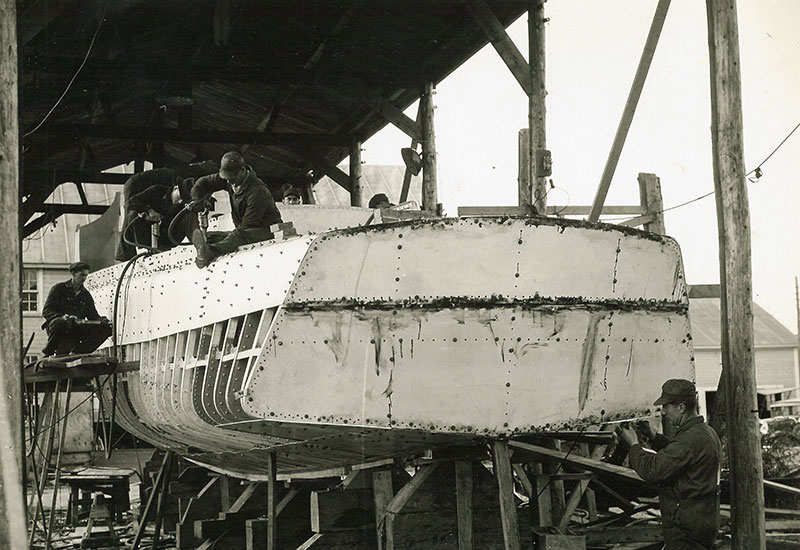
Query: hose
122 213 159 252
167 207 191 246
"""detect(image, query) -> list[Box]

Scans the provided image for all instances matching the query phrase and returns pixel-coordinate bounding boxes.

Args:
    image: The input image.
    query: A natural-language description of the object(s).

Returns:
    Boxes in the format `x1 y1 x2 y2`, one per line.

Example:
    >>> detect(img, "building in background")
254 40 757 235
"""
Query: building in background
22 181 119 362
690 294 799 417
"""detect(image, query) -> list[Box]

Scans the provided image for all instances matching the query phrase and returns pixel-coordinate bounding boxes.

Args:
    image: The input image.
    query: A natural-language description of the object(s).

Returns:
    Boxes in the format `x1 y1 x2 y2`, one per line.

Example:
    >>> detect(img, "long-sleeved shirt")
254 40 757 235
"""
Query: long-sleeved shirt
628 415 721 547
191 166 281 235
41 280 101 329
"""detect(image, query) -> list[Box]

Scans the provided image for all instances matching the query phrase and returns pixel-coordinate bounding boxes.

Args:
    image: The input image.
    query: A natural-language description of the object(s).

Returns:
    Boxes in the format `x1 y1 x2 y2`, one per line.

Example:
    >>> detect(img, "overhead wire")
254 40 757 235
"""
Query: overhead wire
22 1 109 139
594 119 799 222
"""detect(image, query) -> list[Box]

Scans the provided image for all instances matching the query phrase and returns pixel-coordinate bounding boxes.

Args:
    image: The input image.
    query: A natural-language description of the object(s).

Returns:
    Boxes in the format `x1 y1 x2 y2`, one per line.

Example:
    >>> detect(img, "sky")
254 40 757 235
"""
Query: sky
360 0 800 333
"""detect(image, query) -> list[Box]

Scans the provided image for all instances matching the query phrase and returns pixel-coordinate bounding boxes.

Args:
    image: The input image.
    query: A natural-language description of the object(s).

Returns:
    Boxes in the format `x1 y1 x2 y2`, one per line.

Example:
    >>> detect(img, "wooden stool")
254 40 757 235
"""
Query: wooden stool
81 494 121 549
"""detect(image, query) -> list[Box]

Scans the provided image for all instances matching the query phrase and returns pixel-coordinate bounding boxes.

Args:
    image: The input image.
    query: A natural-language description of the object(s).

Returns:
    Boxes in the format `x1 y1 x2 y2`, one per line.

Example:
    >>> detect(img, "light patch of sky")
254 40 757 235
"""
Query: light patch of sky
361 1 800 332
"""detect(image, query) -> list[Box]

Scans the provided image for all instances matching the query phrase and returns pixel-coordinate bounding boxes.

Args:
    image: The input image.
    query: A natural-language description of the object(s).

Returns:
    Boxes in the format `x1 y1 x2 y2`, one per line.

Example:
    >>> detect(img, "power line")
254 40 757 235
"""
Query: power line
22 2 109 139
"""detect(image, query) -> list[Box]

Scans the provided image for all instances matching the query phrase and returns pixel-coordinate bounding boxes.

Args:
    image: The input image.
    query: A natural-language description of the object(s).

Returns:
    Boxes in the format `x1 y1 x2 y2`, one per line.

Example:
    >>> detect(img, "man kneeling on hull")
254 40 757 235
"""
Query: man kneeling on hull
41 262 112 357
189 151 282 268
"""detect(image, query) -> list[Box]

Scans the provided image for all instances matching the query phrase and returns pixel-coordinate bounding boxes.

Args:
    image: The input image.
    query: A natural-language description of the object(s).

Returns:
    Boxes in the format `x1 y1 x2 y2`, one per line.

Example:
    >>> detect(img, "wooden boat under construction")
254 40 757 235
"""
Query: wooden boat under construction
87 206 694 480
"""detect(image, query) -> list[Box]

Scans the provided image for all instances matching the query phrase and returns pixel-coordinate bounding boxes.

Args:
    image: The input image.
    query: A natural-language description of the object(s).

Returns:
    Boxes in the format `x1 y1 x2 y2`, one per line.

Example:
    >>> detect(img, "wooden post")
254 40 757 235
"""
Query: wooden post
517 129 531 207
528 1 547 215
372 469 393 550
45 379 72 550
399 103 422 204
0 3 26 548
266 452 277 550
455 461 473 550
491 441 520 550
589 0 671 222
795 277 799 389
706 1 766 548
637 173 666 234
350 140 362 207
420 82 438 215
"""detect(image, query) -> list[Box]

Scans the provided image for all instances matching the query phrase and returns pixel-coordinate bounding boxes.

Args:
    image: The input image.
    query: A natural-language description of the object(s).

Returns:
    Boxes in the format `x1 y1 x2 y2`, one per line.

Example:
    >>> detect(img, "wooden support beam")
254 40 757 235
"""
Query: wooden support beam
455 461 473 550
399 103 422 204
363 98 422 142
420 82 438 215
266 452 277 550
617 213 656 228
34 204 109 216
0 3 26 545
380 464 438 549
588 0 671 222
466 0 532 95
313 157 352 193
28 123 351 147
528 1 547 215
350 141 362 207
637 173 666 233
372 470 393 550
492 441 521 550
556 477 592 531
508 440 643 483
706 1 765 547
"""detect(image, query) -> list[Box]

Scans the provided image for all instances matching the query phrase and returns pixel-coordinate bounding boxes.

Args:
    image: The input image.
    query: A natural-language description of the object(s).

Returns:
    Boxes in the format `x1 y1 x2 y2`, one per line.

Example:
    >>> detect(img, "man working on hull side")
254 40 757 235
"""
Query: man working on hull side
41 262 112 357
189 151 282 268
618 379 722 550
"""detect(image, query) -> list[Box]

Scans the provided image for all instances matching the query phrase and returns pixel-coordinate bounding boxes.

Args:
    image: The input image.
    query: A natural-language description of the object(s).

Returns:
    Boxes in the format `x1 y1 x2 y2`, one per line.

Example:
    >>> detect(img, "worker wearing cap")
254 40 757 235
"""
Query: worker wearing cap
618 379 722 549
41 262 112 357
189 151 282 268
116 168 186 262
126 177 195 250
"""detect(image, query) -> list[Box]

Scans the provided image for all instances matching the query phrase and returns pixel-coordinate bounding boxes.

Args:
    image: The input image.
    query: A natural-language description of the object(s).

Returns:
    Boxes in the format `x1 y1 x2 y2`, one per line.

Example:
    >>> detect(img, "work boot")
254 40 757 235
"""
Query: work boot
191 229 216 268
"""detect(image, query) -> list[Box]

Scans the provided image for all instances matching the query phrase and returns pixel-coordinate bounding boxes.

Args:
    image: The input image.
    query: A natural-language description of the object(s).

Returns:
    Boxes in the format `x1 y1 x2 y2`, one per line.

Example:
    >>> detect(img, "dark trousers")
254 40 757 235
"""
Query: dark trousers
43 318 113 356
206 227 274 255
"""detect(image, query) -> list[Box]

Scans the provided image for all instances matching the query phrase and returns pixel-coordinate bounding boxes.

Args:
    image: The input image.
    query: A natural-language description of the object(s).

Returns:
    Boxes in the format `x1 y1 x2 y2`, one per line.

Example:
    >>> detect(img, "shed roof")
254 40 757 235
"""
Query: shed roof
18 0 529 233
689 297 797 348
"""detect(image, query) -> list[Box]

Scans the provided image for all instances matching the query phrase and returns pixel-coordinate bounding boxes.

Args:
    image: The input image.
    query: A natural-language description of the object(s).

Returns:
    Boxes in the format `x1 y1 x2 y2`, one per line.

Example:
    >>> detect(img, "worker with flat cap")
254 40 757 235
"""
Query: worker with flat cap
126 177 195 250
41 262 112 357
189 151 282 268
116 168 186 262
618 379 721 549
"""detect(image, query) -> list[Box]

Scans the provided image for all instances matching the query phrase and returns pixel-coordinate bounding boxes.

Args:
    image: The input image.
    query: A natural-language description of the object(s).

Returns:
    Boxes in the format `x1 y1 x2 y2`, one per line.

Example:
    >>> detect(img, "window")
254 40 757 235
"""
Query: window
21 269 39 312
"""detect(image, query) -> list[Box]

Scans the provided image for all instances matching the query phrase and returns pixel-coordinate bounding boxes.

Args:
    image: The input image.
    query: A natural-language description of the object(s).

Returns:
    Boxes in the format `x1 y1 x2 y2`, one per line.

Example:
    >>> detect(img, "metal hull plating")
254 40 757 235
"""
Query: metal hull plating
90 215 694 478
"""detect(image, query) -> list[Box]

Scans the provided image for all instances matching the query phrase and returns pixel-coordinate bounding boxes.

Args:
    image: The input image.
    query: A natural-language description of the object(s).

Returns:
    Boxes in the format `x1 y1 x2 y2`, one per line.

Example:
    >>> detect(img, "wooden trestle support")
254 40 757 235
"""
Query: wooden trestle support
123 427 691 550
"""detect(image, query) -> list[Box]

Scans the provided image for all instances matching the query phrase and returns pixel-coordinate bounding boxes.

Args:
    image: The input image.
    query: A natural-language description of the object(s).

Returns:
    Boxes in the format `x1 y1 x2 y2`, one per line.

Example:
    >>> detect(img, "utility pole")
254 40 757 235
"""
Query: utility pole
0 1 28 549
706 1 766 548
528 0 547 215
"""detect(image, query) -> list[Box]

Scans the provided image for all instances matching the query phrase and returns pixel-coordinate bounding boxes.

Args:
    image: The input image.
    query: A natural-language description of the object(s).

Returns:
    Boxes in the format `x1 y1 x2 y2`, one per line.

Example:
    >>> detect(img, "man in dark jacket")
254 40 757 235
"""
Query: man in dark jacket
618 379 721 550
189 151 282 268
41 262 112 357
126 178 194 251
116 168 185 261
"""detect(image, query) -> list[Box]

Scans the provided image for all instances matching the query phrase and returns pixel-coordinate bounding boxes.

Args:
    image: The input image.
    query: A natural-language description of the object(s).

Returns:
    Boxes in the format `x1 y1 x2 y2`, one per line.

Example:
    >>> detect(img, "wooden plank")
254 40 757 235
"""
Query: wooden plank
296 533 324 550
546 205 646 216
420 82 438 215
508 440 643 483
266 452 277 550
465 0 532 95
617 213 657 228
706 1 766 548
557 478 591 531
399 103 422 204
455 461 473 550
637 173 666 233
764 479 800 497
589 0 671 222
492 441 521 550
372 470 393 550
458 206 535 217
582 526 662 545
